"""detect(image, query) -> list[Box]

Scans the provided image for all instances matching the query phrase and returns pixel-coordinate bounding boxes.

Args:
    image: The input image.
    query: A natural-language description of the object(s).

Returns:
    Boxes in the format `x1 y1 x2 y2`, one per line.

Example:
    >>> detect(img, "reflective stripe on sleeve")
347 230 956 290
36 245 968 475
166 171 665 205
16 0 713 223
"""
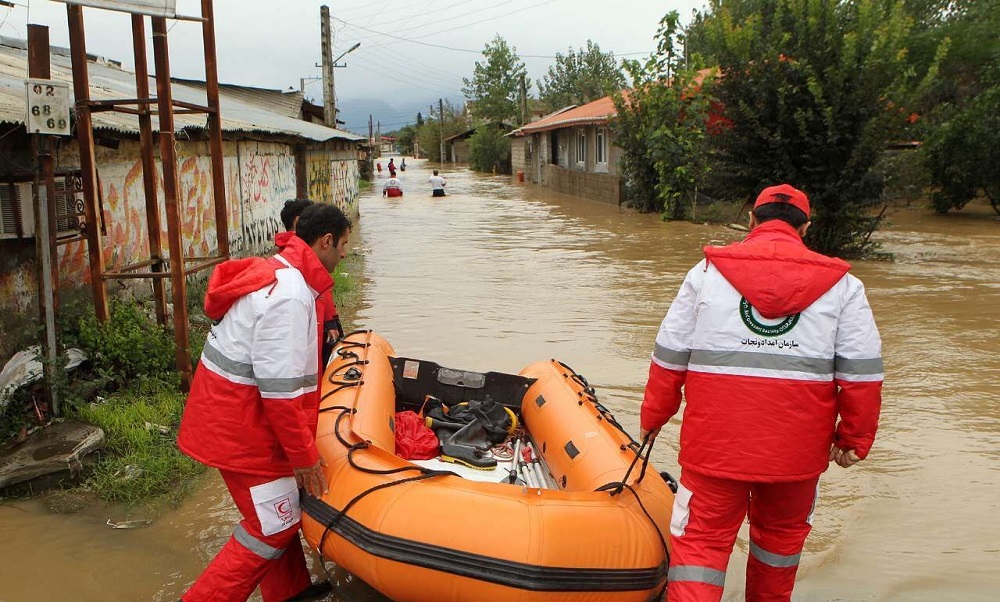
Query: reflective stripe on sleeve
257 374 318 395
834 356 884 382
233 524 285 560
749 541 801 568
668 565 726 587
653 343 691 370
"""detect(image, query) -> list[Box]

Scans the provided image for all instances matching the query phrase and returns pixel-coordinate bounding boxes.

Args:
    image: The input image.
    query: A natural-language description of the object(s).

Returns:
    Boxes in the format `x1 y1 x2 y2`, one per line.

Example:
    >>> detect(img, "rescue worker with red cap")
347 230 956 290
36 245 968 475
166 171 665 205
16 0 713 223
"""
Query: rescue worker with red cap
640 184 883 601
177 203 351 602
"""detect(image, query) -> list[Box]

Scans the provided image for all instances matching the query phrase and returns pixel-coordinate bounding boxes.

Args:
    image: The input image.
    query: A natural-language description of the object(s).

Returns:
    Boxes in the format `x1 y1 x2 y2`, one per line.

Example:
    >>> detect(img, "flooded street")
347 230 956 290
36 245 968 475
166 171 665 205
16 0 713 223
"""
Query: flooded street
2 158 998 601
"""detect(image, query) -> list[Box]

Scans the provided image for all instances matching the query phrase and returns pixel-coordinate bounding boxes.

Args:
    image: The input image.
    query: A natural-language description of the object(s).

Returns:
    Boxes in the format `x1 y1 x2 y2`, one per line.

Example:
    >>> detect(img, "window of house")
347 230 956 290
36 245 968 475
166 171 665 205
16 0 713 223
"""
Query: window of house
576 129 586 168
596 128 607 166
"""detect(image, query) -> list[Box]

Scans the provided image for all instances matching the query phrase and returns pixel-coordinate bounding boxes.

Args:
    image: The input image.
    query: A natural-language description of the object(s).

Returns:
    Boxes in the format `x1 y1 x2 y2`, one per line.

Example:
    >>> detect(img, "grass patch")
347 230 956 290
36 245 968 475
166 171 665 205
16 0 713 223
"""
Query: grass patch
69 378 204 505
333 252 361 330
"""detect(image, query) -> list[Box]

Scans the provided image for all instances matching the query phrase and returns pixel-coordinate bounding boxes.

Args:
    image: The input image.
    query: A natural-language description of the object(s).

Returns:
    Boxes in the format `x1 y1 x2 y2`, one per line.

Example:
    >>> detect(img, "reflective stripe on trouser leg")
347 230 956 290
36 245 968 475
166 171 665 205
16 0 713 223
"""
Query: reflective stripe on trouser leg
745 478 819 602
182 471 311 602
667 470 752 602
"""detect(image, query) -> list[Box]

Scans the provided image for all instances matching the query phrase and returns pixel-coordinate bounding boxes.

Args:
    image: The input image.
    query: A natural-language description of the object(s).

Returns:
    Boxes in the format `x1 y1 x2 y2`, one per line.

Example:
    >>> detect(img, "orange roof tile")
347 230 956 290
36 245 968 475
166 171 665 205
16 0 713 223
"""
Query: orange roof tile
514 96 617 135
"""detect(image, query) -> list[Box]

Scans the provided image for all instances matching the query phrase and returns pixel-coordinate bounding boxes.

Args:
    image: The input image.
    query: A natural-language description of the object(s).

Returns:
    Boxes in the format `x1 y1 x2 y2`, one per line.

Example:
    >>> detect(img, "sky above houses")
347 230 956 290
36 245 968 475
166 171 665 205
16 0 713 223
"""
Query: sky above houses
1 0 704 132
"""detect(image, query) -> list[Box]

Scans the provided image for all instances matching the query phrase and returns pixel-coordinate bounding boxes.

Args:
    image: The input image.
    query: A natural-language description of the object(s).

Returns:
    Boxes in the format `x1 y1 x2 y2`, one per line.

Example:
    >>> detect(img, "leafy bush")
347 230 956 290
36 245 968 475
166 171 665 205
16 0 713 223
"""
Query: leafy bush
72 299 176 390
923 81 1000 215
468 127 512 174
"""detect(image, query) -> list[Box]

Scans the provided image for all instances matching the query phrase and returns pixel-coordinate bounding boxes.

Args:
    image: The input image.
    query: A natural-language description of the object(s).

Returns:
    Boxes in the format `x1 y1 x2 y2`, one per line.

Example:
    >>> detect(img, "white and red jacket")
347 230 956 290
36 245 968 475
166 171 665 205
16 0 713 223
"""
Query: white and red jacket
178 236 333 477
641 221 883 482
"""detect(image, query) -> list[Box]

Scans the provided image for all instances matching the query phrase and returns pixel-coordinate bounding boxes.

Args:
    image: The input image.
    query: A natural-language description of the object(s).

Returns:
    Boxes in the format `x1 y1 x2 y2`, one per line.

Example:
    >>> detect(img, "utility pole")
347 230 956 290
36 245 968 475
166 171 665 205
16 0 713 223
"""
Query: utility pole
439 97 445 163
27 24 61 416
519 73 527 125
376 120 381 156
320 5 335 127
368 113 374 170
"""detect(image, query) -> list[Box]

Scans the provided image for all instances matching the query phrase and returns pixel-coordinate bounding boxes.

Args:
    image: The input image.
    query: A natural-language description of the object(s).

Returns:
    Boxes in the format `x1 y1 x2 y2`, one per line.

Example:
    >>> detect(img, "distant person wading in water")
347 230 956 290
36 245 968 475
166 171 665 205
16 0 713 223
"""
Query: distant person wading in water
387 158 396 177
428 170 447 197
382 175 403 197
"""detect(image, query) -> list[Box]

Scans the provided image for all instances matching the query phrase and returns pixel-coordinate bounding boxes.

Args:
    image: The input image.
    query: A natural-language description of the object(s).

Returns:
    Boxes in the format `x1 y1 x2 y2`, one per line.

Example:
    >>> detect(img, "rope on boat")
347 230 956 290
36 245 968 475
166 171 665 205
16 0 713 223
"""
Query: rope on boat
315 404 457 556
556 360 636 447
595 432 670 596
313 334 668 596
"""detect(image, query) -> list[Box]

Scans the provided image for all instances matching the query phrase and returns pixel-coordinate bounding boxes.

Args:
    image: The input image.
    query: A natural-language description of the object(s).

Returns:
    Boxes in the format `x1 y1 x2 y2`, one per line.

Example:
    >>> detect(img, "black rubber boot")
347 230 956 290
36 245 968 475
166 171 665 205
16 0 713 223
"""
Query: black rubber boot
284 580 333 602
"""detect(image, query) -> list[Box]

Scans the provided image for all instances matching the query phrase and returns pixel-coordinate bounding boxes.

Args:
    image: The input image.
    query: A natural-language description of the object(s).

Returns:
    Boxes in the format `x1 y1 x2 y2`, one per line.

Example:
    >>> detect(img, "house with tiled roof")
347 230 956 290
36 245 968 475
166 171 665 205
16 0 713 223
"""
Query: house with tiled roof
508 96 621 204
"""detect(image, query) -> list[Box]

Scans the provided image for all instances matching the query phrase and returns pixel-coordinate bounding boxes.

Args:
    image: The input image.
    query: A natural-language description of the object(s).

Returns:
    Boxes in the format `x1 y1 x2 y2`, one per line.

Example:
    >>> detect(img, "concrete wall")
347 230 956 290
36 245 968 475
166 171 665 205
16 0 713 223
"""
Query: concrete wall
510 137 529 176
509 124 622 204
0 135 359 316
543 164 621 205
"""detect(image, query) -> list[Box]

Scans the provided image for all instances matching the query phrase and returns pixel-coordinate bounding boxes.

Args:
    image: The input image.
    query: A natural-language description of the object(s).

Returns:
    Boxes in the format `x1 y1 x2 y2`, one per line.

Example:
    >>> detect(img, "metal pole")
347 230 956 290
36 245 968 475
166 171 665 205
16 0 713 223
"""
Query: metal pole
519 73 527 125
368 113 374 172
439 98 445 163
130 14 167 326
201 0 229 259
152 16 194 390
320 5 335 127
66 5 109 322
27 24 60 416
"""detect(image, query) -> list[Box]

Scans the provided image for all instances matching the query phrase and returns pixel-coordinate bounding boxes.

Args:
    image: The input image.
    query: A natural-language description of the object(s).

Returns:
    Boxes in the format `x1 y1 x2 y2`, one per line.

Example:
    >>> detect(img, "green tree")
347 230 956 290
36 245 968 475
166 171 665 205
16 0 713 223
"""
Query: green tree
396 124 418 155
689 0 922 257
416 111 424 127
416 100 467 162
923 72 1000 214
537 40 627 112
468 126 512 173
462 35 530 124
612 12 714 216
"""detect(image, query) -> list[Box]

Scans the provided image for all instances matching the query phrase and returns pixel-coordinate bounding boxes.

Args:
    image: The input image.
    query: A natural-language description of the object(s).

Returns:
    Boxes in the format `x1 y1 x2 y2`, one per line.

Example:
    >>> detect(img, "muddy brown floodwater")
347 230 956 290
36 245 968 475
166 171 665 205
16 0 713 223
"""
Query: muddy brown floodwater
1 158 997 601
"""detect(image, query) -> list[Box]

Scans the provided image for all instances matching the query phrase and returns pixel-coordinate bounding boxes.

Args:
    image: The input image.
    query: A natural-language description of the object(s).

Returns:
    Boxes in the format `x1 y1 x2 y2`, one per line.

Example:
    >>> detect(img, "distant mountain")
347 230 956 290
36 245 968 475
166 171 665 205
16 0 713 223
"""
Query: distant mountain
336 97 427 135
334 96 465 135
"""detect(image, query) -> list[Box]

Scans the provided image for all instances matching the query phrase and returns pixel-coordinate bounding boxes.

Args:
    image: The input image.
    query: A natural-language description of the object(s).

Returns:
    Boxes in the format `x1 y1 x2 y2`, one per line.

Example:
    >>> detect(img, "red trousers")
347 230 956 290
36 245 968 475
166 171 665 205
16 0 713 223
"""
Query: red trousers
182 471 311 602
667 470 819 602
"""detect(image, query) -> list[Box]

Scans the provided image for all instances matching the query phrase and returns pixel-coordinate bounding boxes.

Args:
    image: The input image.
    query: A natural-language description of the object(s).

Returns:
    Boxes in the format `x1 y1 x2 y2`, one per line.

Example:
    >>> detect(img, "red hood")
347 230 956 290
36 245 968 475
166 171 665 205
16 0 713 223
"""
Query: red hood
203 236 333 322
704 221 850 318
203 257 280 322
274 230 295 249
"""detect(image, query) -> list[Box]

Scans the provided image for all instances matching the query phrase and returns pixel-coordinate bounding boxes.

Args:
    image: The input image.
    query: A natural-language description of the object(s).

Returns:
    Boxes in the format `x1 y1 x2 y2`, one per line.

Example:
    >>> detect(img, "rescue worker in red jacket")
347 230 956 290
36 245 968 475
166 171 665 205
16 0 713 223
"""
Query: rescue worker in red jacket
640 184 883 602
276 199 345 368
178 203 351 602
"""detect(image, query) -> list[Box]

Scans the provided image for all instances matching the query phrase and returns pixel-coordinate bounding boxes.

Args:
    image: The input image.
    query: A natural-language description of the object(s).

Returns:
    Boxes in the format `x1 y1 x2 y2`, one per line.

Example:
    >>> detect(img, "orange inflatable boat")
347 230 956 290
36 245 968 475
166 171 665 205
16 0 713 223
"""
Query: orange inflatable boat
301 331 676 602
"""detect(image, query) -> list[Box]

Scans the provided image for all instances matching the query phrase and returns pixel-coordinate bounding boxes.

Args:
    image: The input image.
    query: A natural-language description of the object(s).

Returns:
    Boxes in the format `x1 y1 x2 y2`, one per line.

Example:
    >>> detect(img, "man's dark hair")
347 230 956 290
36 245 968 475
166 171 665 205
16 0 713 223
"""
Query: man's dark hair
752 202 809 228
433 170 439 176
280 199 313 231
295 203 351 245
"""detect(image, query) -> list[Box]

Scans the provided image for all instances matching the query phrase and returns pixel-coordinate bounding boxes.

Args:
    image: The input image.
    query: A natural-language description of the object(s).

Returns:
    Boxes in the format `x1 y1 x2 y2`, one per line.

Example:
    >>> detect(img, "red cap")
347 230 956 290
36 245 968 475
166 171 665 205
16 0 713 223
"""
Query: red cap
753 184 810 216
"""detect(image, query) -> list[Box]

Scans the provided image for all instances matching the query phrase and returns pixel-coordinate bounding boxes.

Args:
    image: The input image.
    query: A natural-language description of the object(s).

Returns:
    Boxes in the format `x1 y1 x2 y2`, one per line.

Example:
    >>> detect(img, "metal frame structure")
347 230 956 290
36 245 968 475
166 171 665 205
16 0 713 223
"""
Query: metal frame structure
65 0 229 388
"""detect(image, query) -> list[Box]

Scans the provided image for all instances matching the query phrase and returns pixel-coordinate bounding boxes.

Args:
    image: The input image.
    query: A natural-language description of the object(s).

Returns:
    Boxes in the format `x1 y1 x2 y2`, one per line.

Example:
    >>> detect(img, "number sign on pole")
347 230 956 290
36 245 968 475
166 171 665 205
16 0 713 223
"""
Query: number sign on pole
25 79 71 136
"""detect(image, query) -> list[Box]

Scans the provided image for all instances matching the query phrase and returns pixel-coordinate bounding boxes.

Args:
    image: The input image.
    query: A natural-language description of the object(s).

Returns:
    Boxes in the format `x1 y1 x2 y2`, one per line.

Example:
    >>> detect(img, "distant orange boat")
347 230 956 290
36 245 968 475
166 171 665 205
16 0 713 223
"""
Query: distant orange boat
301 331 676 602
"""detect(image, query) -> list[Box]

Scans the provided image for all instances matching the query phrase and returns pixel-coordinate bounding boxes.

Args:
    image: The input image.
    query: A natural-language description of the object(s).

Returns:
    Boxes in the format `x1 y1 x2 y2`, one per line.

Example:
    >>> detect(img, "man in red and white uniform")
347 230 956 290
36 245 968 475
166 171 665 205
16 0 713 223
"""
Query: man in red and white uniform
640 184 883 602
178 204 351 602
276 199 344 368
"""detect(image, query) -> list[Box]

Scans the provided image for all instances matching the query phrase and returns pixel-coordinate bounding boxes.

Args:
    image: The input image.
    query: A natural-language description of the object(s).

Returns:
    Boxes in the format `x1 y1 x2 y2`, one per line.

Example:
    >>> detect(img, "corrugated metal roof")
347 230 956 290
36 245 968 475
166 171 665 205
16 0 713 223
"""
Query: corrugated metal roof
0 37 362 142
174 79 305 119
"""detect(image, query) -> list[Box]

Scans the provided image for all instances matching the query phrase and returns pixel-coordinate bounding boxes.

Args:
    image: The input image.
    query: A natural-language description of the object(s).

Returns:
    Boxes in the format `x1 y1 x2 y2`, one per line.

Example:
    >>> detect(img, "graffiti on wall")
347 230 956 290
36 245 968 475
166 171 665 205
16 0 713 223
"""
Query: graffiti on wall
1 139 304 314
237 141 296 253
305 149 359 213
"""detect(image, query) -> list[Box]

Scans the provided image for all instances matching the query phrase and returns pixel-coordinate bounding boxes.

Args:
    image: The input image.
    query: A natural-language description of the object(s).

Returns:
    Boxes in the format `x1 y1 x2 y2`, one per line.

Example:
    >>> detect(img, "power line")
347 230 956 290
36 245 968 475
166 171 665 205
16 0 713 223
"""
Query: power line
334 0 562 57
336 13 652 59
